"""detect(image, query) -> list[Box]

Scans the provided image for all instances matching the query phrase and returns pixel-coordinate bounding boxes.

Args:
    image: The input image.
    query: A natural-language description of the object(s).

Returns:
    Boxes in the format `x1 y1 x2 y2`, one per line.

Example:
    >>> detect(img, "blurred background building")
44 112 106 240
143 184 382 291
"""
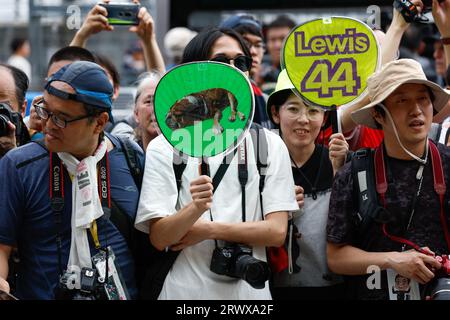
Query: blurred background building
0 0 396 90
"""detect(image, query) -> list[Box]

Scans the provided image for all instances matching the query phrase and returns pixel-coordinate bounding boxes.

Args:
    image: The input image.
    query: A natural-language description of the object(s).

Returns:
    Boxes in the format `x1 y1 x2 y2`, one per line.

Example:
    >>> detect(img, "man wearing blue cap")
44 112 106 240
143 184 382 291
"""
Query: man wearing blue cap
0 61 144 299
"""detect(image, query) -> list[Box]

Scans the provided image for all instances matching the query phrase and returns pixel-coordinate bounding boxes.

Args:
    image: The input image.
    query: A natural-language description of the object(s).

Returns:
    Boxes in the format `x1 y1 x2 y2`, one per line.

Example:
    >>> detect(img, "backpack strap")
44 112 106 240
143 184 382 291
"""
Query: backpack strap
351 148 387 249
249 123 268 218
172 152 187 194
116 136 143 190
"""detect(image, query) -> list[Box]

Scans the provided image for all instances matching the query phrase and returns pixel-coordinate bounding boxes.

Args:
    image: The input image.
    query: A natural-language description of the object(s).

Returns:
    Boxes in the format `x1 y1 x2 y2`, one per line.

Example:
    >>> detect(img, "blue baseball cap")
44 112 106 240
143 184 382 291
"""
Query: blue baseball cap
45 61 114 123
220 14 262 33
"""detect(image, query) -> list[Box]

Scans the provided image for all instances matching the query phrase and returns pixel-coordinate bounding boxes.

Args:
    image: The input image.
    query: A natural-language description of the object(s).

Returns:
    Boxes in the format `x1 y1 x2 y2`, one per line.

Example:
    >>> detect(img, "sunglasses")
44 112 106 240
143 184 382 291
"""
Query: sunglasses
210 55 253 73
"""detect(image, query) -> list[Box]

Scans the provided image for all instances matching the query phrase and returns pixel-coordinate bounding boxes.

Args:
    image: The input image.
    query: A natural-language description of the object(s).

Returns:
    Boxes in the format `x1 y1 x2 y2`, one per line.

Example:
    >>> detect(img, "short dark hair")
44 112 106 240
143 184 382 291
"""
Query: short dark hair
83 103 107 124
234 23 263 40
0 63 29 112
182 28 252 63
10 38 28 53
224 14 263 39
48 46 95 71
94 53 120 89
267 15 296 30
373 104 385 129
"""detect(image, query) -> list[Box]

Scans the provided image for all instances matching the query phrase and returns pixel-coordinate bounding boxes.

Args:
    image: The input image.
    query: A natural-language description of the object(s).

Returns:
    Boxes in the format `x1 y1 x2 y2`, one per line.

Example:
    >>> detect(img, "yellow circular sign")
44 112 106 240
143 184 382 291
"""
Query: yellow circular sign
282 16 380 109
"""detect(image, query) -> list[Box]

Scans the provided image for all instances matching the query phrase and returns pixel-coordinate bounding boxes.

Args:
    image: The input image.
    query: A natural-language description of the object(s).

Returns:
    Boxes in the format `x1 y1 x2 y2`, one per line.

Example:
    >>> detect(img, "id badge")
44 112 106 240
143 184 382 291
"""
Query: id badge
92 246 130 300
386 269 420 300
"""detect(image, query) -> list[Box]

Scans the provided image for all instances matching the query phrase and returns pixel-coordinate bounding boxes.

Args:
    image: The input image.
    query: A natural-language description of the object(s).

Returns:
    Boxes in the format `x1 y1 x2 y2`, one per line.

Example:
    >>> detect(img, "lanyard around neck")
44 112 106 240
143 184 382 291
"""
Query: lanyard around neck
49 152 111 273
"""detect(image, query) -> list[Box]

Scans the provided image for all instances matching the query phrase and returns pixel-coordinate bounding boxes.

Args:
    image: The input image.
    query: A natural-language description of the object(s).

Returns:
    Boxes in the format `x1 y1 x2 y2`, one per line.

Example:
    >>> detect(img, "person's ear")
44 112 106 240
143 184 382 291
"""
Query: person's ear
270 105 280 125
94 112 109 134
134 107 140 124
371 107 384 127
20 100 28 117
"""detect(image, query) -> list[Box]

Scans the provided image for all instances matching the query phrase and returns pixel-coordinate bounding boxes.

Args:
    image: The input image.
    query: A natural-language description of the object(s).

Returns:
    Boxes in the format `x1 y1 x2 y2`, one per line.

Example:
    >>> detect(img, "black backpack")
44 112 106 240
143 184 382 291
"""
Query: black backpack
350 148 386 249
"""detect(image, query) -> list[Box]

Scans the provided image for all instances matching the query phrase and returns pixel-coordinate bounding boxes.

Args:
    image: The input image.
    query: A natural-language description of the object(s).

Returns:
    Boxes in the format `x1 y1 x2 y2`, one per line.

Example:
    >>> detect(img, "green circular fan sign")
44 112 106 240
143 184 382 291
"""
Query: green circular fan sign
154 61 254 158
282 16 380 109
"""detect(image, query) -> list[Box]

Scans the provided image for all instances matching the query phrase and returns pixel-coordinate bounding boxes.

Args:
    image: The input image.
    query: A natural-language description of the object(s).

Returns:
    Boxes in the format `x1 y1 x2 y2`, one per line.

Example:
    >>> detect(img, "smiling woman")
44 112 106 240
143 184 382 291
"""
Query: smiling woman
267 69 348 300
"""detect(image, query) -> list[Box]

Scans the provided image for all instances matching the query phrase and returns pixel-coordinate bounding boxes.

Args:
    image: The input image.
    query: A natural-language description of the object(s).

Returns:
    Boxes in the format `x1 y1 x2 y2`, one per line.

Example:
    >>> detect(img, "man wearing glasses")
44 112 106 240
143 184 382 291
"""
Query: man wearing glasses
0 61 143 299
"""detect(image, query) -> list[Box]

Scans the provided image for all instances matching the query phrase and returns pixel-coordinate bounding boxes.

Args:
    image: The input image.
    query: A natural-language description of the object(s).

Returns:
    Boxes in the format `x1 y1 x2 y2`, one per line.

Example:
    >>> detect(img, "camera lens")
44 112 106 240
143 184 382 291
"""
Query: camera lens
235 255 271 289
426 277 450 300
0 114 10 137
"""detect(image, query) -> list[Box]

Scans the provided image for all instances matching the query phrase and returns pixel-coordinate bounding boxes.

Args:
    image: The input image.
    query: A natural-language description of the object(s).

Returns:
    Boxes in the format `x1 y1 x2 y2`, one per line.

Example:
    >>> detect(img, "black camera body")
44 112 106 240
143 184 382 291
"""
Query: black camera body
57 267 106 300
424 255 450 300
394 0 446 23
210 243 270 289
0 102 30 146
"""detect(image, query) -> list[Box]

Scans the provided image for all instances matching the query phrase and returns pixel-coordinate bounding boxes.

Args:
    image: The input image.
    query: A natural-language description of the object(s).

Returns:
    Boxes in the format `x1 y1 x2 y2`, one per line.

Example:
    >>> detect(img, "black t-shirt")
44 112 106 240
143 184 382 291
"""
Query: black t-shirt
327 143 450 300
291 145 333 195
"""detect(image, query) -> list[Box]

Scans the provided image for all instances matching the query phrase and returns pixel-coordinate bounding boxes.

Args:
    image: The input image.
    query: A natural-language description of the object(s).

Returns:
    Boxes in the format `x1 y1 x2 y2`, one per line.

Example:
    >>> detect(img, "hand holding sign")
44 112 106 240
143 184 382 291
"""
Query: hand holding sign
154 61 254 159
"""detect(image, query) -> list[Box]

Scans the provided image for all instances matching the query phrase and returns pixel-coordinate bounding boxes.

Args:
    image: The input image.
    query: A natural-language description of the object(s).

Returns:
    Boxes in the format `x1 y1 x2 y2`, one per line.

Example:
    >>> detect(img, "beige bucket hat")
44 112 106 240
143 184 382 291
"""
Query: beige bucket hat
351 59 450 129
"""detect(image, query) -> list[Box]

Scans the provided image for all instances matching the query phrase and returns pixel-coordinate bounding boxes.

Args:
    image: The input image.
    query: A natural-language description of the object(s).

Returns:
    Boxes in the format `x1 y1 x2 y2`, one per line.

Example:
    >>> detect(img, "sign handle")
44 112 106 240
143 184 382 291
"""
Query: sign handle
329 105 340 134
200 157 210 176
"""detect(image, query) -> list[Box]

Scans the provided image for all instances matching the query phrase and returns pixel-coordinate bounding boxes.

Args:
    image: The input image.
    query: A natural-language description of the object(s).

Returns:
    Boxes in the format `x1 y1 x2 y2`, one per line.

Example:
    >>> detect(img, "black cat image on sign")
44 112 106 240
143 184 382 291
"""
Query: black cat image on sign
165 88 245 135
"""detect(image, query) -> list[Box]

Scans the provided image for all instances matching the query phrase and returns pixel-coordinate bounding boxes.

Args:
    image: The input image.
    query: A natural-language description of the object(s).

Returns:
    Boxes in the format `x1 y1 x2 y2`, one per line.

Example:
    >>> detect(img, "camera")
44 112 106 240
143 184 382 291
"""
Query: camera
99 3 140 26
423 255 450 300
210 243 271 289
394 0 446 23
0 103 21 137
0 102 30 147
57 267 107 300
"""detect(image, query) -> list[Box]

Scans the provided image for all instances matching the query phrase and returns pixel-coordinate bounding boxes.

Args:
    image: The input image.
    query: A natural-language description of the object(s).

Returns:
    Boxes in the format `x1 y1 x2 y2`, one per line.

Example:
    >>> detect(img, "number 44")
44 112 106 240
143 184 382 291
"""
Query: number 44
300 58 361 99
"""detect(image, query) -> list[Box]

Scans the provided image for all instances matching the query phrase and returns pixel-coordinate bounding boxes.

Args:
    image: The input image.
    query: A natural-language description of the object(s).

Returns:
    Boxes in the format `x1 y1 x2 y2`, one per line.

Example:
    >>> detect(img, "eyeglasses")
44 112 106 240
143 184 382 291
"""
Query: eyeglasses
244 40 266 51
34 103 92 128
210 55 253 72
282 104 325 121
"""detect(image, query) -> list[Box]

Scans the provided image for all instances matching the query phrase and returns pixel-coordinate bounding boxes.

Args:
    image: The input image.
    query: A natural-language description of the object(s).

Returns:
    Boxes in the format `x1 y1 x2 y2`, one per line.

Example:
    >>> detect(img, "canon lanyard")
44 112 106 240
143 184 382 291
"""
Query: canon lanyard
49 152 111 274
374 141 450 254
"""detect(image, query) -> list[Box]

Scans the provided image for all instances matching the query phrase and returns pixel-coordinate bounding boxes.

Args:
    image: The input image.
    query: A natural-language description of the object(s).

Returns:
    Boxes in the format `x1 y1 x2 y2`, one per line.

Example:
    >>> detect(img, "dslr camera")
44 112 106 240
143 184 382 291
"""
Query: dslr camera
0 102 30 146
394 0 446 23
210 243 271 289
423 254 450 300
57 267 106 300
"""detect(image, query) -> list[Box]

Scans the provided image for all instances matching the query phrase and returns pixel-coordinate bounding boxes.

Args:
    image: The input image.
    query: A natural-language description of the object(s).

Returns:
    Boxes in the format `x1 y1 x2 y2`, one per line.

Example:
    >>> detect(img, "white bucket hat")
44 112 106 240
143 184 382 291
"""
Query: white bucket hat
351 59 450 129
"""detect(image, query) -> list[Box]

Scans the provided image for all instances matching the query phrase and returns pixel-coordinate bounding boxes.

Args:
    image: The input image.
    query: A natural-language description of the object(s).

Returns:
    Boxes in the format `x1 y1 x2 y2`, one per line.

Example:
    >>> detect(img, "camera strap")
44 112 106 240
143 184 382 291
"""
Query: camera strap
375 141 450 254
49 152 112 274
237 140 248 223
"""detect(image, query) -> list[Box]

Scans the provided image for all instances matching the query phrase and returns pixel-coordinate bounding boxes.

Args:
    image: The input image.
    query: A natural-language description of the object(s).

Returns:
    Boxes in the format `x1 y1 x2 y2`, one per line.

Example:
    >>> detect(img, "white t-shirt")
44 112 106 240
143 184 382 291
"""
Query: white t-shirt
135 129 298 300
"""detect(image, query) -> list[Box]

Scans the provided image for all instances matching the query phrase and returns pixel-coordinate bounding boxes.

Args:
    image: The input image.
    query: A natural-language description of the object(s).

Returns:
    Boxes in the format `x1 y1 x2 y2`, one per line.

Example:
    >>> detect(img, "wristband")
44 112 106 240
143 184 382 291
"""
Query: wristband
441 37 450 45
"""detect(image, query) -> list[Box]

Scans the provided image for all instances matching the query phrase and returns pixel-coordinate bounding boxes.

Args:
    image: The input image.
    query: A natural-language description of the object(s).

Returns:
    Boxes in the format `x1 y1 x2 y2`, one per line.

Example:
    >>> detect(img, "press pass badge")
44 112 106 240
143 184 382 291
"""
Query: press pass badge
281 16 380 111
386 269 420 300
92 246 130 300
153 61 254 160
